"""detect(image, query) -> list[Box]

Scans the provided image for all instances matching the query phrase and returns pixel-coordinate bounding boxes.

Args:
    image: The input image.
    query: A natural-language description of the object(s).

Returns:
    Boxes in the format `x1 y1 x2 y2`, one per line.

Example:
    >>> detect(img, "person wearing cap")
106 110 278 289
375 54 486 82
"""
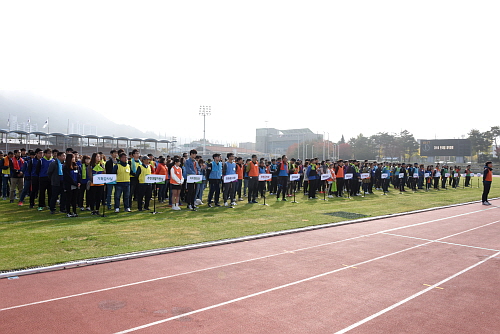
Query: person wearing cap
134 156 153 211
482 161 493 205
112 152 131 212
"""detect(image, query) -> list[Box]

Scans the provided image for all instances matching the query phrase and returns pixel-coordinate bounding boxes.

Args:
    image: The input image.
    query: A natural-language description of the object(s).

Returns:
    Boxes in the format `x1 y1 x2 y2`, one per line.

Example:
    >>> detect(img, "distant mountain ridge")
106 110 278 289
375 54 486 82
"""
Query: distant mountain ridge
0 91 158 139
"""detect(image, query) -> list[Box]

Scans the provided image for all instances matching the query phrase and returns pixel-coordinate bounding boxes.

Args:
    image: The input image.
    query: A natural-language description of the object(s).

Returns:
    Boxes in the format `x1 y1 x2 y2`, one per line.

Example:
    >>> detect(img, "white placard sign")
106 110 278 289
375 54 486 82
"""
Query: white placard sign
145 174 166 183
381 173 389 179
289 174 300 181
445 173 450 178
476 173 482 177
413 173 419 178
187 175 203 183
461 174 466 177
424 173 430 178
93 174 116 184
360 173 370 179
344 173 353 180
435 172 441 177
258 173 272 181
399 173 404 179
223 174 238 183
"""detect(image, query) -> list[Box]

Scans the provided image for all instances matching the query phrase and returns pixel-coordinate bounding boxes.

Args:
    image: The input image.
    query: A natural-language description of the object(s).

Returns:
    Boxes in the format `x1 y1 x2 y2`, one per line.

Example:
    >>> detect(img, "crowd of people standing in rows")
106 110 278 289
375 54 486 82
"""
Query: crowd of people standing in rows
0 147 495 217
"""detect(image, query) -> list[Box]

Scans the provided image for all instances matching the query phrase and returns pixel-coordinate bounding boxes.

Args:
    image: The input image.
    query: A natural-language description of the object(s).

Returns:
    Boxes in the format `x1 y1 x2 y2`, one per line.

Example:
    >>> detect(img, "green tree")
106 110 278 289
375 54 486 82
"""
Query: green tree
468 129 492 161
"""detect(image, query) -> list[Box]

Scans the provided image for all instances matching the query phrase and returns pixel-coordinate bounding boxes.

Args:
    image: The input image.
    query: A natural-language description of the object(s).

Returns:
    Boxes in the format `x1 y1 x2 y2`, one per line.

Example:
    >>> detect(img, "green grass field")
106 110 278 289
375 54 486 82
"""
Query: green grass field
1 180 498 272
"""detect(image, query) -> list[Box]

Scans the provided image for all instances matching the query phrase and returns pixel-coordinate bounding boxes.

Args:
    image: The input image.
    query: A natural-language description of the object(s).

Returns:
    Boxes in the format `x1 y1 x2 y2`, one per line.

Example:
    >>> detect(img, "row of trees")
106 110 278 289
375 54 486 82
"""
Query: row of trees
286 126 500 162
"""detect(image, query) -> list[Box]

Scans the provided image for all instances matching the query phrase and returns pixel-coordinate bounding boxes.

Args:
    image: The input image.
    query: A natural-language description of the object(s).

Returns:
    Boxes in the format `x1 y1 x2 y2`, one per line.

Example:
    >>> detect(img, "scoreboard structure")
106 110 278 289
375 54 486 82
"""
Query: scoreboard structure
420 139 472 157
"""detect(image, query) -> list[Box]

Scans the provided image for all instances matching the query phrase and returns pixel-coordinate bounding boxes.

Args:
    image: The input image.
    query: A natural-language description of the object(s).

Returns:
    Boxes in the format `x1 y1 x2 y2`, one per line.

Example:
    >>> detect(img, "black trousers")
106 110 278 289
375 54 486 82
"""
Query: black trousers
276 176 288 199
49 185 64 212
309 179 318 198
223 181 236 202
129 177 139 207
38 177 51 208
137 183 152 210
88 186 104 211
30 176 39 207
65 188 78 214
336 178 344 197
207 179 221 204
186 182 197 207
482 181 491 203
248 176 258 202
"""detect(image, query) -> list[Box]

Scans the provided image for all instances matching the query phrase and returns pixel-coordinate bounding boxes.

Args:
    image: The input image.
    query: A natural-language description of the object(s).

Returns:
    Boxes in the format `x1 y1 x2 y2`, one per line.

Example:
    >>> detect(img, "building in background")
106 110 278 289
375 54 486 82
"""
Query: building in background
256 128 322 156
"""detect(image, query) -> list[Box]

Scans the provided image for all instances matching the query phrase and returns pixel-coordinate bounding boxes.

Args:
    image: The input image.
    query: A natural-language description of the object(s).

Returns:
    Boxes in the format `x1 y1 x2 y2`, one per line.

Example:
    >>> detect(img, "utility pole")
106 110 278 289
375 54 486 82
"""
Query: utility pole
199 106 211 156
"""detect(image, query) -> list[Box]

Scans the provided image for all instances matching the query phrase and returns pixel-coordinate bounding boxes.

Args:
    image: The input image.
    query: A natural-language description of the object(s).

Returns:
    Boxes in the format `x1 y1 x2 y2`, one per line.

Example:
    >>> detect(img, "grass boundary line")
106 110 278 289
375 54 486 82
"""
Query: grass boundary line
1 197 498 279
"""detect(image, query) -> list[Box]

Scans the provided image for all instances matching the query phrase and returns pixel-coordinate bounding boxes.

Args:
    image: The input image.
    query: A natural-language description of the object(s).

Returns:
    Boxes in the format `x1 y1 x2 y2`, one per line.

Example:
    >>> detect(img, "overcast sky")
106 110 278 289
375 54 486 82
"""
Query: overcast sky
1 0 499 144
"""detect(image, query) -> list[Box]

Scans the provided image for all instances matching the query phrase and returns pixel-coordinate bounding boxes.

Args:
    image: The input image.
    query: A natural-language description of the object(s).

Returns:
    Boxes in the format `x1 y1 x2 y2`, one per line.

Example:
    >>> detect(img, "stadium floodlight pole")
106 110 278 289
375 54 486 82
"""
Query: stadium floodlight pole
199 106 211 156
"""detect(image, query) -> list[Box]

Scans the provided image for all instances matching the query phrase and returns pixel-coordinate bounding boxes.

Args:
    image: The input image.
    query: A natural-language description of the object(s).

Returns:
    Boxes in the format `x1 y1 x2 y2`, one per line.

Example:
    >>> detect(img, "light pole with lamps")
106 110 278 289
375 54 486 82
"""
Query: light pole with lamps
199 106 211 156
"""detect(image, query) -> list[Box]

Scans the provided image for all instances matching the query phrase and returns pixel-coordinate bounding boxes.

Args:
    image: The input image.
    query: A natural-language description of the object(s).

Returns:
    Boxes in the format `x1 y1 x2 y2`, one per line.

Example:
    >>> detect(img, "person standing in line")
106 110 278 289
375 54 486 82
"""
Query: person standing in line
465 165 472 187
302 161 310 196
235 157 244 201
269 158 278 195
78 155 91 211
28 149 43 208
128 149 141 209
184 149 199 211
433 164 441 190
276 155 289 201
47 152 66 214
195 159 207 205
170 158 184 211
482 161 493 205
206 153 223 208
222 153 237 207
105 150 118 210
87 152 106 215
246 155 260 204
62 153 81 217
8 150 24 203
307 158 319 199
19 151 35 206
112 152 131 212
155 157 168 204
37 149 54 211
134 156 153 211
335 160 344 197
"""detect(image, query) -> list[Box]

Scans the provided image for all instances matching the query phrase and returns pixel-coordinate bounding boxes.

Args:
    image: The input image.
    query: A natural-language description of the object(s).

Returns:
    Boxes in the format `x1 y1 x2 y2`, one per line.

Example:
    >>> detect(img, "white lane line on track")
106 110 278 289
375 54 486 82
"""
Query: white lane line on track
112 240 437 334
334 250 500 334
1 207 494 312
381 220 500 252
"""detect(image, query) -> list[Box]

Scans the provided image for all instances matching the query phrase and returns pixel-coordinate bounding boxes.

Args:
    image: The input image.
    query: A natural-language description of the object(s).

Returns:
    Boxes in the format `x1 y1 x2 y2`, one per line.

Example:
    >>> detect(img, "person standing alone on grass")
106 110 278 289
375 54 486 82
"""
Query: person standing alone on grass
482 161 493 206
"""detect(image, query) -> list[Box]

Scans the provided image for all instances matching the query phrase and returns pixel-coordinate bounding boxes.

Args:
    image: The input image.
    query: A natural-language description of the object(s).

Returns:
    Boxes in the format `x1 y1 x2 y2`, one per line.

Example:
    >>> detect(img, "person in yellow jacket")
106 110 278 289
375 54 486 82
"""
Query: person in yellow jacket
134 156 153 211
112 153 131 212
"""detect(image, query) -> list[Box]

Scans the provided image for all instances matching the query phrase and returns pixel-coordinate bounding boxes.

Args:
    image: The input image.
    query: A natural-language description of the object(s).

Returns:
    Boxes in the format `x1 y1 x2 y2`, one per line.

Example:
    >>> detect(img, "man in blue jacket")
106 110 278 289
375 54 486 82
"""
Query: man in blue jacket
206 153 222 207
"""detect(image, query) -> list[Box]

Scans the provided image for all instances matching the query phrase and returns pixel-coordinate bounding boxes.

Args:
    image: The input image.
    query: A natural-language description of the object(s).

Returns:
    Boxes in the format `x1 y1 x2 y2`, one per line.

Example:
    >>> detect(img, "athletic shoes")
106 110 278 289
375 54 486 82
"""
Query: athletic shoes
38 207 43 211
214 203 221 207
251 200 258 204
482 201 491 206
18 201 23 206
230 202 237 206
282 198 287 201
125 208 131 212
115 208 120 213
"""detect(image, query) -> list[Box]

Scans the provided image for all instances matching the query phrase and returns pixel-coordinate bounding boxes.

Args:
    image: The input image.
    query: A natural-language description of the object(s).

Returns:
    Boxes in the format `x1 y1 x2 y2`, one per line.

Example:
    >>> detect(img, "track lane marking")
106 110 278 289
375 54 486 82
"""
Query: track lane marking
1 207 494 312
334 250 500 334
112 240 437 334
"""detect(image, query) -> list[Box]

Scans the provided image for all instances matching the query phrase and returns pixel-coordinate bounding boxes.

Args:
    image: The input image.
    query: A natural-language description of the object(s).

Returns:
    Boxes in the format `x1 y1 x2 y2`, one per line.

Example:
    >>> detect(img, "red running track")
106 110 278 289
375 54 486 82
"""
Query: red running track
1 200 499 333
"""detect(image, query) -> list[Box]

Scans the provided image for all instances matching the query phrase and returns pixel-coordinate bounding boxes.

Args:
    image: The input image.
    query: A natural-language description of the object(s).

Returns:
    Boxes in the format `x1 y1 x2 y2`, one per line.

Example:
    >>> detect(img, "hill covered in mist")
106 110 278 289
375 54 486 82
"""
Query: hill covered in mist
0 91 159 139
